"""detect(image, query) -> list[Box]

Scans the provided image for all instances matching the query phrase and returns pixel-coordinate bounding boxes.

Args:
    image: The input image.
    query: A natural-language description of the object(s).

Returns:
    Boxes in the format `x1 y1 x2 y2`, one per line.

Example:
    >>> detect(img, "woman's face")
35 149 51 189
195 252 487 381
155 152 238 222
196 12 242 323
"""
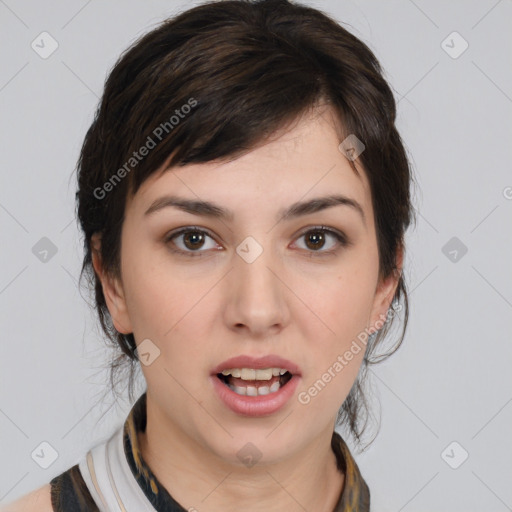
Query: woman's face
94 107 399 467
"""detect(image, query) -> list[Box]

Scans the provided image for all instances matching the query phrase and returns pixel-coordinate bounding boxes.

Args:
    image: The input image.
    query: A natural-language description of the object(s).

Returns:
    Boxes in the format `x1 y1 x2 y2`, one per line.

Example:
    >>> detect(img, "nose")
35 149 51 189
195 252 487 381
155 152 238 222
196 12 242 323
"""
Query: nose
223 241 290 337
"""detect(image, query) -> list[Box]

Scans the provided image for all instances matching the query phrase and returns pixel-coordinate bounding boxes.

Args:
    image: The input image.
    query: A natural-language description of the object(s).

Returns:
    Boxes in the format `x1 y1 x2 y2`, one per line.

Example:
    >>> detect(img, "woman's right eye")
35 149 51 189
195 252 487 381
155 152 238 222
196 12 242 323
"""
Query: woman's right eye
165 227 221 257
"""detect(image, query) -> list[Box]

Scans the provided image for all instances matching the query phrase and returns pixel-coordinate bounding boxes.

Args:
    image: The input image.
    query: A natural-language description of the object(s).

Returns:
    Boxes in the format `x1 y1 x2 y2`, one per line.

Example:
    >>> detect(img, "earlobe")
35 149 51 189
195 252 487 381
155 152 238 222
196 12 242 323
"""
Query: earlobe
368 245 404 334
90 233 133 335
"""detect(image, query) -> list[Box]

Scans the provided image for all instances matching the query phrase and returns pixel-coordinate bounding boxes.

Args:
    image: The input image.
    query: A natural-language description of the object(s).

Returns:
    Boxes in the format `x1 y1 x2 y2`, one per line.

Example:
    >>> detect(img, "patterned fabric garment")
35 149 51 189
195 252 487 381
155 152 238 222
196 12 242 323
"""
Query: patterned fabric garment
50 392 370 511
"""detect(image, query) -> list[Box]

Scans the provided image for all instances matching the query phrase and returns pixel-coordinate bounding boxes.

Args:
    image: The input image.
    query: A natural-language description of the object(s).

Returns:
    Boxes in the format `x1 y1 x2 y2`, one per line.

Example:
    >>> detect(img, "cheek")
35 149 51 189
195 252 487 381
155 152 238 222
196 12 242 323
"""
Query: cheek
122 254 218 369
293 260 376 408
121 246 180 336
296 334 365 427
315 280 370 375
308 263 378 343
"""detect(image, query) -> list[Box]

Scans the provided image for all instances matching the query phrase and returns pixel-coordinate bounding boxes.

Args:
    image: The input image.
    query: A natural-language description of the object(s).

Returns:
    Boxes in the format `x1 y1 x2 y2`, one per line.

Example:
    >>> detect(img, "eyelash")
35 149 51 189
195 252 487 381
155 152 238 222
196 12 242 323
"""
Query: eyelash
164 225 350 258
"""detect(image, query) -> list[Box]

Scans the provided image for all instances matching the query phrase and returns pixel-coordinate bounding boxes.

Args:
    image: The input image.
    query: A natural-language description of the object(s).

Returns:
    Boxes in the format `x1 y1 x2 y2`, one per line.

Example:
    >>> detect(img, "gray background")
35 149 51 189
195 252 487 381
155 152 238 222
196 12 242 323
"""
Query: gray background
1 0 511 510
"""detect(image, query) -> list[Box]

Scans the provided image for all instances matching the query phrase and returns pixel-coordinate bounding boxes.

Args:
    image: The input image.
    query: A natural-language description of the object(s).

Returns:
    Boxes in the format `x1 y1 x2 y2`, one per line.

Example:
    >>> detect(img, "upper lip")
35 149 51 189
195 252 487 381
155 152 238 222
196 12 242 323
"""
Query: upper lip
212 355 301 376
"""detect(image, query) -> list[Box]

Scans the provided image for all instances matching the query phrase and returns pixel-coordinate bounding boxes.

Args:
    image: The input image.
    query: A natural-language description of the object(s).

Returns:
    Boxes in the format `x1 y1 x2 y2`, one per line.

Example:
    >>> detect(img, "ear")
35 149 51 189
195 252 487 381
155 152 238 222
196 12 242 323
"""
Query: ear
91 233 133 334
367 245 404 334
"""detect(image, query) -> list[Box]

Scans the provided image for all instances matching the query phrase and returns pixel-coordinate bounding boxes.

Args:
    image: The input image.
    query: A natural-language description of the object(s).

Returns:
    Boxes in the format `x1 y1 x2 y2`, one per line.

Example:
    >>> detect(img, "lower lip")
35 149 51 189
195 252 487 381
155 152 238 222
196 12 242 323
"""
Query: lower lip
210 374 301 417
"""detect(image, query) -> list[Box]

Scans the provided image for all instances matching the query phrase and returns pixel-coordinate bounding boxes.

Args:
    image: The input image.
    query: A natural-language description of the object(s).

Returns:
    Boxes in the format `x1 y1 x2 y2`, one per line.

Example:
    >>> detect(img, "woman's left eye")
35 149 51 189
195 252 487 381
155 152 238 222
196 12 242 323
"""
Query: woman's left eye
293 227 349 255
164 226 349 257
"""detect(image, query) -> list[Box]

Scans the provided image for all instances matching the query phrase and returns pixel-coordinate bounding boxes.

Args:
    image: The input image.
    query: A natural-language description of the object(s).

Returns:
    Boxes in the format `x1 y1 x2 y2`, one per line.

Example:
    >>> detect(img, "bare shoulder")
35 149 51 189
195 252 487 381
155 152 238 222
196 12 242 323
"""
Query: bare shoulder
1 483 53 512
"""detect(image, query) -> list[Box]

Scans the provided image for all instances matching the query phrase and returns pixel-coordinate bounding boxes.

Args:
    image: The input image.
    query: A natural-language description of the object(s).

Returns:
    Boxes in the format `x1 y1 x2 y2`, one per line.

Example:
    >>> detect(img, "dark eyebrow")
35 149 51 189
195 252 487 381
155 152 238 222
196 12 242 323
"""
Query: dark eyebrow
278 195 365 224
144 194 365 224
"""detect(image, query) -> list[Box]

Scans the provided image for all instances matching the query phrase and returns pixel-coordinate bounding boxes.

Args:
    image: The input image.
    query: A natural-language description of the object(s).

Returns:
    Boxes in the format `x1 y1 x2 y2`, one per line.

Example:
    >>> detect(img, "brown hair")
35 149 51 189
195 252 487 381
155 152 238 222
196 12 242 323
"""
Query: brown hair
76 0 415 445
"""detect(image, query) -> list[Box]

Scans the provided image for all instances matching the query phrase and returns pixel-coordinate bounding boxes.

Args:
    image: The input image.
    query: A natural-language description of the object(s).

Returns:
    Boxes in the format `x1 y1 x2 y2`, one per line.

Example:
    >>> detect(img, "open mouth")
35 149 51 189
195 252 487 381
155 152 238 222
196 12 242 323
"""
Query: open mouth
217 371 293 397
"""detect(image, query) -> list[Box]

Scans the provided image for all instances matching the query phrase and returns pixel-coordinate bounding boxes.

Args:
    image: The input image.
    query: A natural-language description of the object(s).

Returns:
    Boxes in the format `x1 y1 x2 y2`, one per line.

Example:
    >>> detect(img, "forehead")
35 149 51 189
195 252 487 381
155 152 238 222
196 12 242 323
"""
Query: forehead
126 108 372 223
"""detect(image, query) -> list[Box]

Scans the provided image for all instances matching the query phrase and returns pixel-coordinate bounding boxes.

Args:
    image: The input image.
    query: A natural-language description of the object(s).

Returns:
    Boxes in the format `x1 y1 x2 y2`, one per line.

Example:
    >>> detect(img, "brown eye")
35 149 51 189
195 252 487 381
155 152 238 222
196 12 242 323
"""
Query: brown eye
304 230 327 250
294 227 349 255
165 227 220 257
182 231 206 250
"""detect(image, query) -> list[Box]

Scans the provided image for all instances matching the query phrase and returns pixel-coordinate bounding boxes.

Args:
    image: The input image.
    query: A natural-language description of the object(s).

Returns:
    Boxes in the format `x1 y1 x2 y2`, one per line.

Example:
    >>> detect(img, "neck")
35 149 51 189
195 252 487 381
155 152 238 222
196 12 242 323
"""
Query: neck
137 411 345 512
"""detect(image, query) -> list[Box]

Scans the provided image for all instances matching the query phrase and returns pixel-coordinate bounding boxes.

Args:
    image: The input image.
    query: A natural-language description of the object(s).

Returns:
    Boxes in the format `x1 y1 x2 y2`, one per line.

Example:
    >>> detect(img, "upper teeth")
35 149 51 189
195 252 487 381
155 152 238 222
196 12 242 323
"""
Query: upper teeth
220 368 288 380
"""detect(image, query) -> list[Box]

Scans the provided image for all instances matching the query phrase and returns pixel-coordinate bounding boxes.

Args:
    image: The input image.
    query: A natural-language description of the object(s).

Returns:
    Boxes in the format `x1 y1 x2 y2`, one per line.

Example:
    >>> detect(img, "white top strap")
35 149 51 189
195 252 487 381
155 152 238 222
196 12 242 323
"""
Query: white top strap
78 426 158 512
